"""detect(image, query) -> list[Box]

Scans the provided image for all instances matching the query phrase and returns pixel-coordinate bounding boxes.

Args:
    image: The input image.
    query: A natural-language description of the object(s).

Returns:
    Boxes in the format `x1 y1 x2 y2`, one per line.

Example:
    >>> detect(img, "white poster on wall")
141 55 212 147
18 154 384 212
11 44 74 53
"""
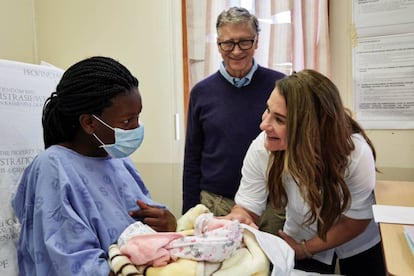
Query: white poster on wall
0 59 63 275
353 33 414 129
352 0 414 129
353 0 414 37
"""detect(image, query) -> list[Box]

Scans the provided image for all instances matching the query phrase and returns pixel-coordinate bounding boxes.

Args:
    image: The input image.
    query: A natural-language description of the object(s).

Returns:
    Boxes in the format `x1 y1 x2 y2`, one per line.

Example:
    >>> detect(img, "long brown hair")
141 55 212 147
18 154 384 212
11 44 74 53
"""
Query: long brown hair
267 69 376 240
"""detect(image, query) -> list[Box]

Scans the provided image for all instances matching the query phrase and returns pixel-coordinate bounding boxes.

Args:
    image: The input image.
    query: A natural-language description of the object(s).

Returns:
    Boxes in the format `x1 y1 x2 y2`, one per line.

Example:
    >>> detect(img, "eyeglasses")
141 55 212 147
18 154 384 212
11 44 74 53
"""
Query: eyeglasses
217 37 256 52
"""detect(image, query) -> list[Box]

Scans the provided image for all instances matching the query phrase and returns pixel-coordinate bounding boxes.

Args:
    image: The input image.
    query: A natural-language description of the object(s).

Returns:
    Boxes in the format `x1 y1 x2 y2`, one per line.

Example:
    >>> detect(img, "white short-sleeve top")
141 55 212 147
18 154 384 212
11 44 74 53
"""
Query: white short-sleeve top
235 131 381 264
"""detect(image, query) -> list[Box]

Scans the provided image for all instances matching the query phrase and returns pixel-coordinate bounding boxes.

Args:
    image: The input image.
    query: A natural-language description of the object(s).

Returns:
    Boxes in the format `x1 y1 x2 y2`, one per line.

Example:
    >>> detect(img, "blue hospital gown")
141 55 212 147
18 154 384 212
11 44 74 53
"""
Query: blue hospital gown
12 145 165 276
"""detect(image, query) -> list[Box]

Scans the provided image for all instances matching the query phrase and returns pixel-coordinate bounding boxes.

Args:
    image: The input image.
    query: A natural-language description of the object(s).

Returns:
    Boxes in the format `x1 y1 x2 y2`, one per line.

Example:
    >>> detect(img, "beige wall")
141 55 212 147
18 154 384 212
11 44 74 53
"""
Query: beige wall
32 0 185 216
0 0 36 63
1 0 413 217
329 0 414 182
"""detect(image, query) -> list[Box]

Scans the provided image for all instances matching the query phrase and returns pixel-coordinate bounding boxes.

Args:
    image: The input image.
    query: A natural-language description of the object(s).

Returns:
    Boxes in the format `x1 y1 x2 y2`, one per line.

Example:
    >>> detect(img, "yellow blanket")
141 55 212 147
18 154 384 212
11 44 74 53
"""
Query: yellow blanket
108 205 270 276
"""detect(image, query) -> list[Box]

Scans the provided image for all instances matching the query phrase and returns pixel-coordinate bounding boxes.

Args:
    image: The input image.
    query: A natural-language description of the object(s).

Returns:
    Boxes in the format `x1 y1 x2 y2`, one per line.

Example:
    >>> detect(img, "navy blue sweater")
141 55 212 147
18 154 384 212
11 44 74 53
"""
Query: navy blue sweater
182 66 285 213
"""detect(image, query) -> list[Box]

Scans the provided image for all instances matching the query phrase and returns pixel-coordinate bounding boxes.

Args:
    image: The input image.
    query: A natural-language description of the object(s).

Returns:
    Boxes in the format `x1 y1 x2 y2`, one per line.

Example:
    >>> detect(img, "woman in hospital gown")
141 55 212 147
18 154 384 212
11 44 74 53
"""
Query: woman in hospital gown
12 56 176 275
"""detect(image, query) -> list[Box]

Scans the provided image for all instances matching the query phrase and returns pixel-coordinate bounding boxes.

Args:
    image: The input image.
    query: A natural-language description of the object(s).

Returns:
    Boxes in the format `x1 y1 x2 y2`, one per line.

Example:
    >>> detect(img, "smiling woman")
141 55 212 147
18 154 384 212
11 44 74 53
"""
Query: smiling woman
261 87 288 152
227 69 386 275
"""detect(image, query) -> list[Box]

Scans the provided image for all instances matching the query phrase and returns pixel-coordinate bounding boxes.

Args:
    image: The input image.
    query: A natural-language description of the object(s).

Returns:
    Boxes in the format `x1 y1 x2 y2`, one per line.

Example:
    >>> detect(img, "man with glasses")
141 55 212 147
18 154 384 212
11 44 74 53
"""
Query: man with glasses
183 7 286 235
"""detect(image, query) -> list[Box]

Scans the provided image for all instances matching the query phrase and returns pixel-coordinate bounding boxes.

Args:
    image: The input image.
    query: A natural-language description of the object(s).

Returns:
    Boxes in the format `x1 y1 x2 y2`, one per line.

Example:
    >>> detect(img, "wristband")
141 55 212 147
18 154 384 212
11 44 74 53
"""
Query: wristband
300 240 313 258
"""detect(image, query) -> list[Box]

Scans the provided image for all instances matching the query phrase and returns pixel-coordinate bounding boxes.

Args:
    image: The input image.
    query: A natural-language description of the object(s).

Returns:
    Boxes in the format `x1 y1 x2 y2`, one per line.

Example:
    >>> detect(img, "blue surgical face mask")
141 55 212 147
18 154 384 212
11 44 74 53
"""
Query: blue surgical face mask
92 115 144 158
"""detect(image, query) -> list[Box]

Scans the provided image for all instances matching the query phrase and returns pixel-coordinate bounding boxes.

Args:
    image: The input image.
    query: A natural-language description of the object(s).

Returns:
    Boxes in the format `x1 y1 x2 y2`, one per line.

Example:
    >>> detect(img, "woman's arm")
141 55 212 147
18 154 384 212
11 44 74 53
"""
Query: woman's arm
279 215 371 259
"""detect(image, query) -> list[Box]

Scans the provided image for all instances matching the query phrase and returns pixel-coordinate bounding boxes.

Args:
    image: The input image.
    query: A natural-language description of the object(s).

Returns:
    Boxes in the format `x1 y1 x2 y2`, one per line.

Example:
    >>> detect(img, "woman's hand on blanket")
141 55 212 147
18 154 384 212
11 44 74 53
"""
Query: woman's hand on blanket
221 205 259 228
129 200 177 232
278 230 310 260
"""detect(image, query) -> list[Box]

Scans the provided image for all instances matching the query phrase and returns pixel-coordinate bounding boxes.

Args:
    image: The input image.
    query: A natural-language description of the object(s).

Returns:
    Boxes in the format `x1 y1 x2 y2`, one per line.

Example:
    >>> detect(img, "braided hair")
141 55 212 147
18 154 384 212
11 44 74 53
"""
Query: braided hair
42 56 139 148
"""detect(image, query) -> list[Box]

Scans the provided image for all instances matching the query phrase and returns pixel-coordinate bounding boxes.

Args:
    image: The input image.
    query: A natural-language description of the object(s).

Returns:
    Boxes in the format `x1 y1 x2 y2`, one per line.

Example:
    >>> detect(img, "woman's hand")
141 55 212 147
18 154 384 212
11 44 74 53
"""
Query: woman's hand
221 205 259 228
129 200 177 232
278 230 309 260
